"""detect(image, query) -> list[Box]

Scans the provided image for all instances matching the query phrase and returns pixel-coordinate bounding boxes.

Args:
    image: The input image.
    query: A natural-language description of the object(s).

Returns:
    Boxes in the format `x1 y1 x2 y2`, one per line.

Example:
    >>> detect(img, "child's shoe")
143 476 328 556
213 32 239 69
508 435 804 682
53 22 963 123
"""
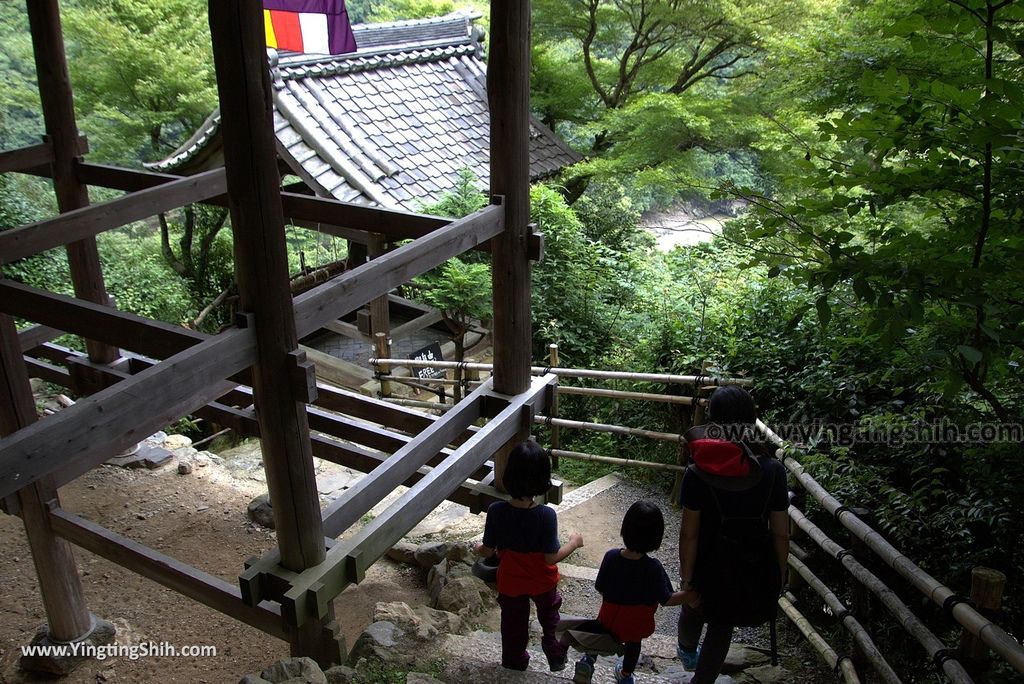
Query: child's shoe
614 658 636 684
547 651 568 672
677 644 699 671
573 654 595 684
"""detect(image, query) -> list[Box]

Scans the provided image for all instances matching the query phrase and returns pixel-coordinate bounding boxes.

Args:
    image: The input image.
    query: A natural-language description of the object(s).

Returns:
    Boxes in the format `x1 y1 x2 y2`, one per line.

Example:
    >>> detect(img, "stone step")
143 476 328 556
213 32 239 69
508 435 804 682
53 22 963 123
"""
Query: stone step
435 631 747 683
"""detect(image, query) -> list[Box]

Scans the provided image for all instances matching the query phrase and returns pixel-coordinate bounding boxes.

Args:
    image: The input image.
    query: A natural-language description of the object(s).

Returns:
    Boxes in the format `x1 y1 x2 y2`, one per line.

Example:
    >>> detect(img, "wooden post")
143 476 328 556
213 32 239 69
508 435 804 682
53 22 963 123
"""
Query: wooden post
548 344 560 467
367 234 391 337
848 506 875 676
787 489 807 590
208 3 339 661
488 0 532 396
26 0 117 364
374 332 392 399
0 312 94 643
959 567 1006 662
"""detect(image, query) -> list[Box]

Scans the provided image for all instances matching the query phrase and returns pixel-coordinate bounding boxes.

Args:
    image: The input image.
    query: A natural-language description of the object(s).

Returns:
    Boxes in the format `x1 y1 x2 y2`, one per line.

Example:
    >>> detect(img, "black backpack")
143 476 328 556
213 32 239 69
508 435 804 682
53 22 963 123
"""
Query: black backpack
690 460 781 627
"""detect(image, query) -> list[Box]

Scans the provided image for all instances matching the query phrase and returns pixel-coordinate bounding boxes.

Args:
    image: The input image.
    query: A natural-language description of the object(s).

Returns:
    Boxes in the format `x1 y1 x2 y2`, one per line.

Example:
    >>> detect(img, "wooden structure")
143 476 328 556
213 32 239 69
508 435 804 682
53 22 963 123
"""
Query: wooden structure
0 0 547 669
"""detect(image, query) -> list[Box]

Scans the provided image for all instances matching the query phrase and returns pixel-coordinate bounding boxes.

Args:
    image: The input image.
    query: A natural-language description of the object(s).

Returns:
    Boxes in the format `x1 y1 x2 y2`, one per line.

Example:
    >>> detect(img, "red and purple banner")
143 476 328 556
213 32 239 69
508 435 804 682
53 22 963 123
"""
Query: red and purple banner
263 0 357 55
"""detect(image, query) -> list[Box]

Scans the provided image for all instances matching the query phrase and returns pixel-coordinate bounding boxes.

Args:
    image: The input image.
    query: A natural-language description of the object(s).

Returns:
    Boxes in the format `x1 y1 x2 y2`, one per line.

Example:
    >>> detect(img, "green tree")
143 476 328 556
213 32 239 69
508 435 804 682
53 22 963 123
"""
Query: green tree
728 0 1024 421
418 258 492 400
62 0 218 164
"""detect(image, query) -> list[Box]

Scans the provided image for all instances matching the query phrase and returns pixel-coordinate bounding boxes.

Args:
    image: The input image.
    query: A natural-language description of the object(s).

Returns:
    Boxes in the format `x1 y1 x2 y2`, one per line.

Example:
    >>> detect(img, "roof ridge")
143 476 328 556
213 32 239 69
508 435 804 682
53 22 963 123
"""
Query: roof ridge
350 10 481 32
278 43 477 81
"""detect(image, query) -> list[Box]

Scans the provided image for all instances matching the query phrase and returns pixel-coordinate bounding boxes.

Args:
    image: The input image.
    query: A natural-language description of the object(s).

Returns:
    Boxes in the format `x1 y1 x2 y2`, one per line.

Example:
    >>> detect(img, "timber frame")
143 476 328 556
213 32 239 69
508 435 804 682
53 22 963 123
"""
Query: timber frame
0 0 541 667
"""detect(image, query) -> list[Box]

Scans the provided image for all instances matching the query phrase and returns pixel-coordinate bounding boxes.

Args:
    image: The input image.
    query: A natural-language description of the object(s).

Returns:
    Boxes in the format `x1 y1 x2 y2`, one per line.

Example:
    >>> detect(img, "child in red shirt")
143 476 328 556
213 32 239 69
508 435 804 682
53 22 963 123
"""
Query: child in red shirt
475 440 583 671
571 501 692 684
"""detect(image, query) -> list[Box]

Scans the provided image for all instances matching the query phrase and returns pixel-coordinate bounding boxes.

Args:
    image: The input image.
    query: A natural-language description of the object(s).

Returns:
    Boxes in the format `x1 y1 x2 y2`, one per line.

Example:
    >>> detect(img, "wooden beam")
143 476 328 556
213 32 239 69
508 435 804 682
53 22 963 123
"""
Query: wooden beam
488 1 533 395
293 203 503 339
209 1 326 580
0 169 227 265
390 310 444 339
1 280 205 359
278 375 554 626
49 508 288 641
17 324 63 353
24 356 70 387
0 136 87 174
73 163 452 242
0 327 257 499
341 374 555 582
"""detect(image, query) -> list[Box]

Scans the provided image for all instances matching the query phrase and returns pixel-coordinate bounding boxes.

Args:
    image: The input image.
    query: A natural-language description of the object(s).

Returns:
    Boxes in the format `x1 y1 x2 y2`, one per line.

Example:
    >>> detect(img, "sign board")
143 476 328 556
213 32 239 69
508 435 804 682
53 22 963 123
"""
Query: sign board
408 343 446 380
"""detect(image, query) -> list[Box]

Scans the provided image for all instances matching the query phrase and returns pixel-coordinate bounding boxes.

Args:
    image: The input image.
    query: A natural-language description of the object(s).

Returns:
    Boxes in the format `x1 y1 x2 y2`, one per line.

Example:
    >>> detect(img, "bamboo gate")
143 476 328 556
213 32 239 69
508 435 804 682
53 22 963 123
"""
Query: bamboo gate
371 351 1023 683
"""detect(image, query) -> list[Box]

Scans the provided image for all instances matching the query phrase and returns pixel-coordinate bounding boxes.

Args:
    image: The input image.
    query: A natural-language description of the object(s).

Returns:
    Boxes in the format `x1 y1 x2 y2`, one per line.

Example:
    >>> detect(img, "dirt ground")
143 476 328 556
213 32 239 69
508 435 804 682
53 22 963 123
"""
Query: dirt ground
0 454 428 684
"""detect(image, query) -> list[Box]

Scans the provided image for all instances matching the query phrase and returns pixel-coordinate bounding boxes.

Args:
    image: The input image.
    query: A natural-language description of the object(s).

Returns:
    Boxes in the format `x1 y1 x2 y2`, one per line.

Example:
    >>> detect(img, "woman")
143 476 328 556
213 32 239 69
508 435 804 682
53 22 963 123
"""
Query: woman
676 385 789 682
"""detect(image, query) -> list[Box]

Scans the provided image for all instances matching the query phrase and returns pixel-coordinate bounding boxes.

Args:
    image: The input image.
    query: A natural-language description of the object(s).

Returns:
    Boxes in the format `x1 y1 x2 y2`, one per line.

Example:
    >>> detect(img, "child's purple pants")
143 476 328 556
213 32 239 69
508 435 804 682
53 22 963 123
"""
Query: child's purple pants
497 588 567 670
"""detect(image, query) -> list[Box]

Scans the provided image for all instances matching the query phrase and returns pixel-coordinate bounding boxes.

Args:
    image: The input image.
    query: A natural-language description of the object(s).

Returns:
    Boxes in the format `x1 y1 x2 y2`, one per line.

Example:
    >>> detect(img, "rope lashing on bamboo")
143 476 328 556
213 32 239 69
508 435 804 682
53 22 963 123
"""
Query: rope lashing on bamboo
756 419 1024 675
368 358 753 387
778 592 861 684
546 448 686 473
788 506 974 684
788 554 903 684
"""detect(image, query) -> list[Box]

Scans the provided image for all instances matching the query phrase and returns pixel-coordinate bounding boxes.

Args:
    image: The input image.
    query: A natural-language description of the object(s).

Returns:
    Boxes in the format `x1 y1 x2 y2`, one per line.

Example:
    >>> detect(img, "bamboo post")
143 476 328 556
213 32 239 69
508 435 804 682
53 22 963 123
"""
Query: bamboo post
788 488 808 590
208 1 340 665
959 567 1006 662
549 344 560 467
26 0 117 365
780 592 862 684
374 333 392 399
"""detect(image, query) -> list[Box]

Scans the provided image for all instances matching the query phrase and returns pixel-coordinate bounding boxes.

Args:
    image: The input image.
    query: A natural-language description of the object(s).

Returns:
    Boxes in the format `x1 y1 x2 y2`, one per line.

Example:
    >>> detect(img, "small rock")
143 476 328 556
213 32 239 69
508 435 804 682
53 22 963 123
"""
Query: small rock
414 542 449 569
194 452 211 467
163 434 193 450
445 542 473 564
386 542 417 566
722 643 771 673
247 493 275 528
136 513 147 520
178 461 194 475
196 505 210 512
741 664 788 683
323 664 356 684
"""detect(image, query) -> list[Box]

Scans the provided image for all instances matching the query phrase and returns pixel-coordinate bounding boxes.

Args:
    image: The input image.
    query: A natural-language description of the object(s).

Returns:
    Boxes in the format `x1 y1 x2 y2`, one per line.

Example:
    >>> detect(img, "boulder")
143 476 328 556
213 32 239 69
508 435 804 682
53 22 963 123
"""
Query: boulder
323 664 357 684
260 657 327 684
248 493 275 528
721 643 771 673
414 542 449 569
386 541 418 566
434 576 496 619
347 621 410 668
163 434 193 450
373 601 465 639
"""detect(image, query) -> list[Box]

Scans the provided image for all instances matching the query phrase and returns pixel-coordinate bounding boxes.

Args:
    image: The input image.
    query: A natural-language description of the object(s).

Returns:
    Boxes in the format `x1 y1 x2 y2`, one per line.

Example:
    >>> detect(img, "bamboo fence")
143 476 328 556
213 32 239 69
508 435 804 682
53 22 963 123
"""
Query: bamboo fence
756 420 1024 675
779 592 862 684
788 554 902 684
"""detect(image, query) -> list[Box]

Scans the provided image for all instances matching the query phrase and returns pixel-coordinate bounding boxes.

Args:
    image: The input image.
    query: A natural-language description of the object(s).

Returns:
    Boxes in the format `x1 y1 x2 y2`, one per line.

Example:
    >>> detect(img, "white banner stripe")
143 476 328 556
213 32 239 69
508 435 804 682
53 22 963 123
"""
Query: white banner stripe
298 13 330 54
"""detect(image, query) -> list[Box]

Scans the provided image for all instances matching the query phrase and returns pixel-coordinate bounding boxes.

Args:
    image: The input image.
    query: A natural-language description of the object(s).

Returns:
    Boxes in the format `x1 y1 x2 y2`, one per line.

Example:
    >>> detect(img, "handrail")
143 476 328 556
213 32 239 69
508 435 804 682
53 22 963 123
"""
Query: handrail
757 419 1024 675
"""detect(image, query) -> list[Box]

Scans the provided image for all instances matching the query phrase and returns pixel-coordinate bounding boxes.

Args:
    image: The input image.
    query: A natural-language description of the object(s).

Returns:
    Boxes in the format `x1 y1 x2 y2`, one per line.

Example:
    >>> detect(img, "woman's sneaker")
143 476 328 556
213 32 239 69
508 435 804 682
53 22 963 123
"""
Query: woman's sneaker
573 654 595 684
614 658 636 684
677 644 700 671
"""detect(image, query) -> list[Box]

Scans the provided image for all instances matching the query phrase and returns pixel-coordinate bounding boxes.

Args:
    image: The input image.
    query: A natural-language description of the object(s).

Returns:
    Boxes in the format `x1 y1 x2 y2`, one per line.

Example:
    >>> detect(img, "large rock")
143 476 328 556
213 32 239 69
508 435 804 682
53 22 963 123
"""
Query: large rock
434 576 496 619
426 558 473 604
248 493 275 528
386 541 418 566
721 643 771 673
347 621 411 668
373 601 465 639
414 542 449 569
260 657 327 684
739 664 788 683
323 664 357 684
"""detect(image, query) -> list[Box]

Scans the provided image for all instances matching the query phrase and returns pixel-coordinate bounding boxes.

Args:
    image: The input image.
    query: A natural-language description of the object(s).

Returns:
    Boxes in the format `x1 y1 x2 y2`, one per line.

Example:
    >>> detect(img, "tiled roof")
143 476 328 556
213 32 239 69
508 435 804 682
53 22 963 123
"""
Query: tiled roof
148 12 581 210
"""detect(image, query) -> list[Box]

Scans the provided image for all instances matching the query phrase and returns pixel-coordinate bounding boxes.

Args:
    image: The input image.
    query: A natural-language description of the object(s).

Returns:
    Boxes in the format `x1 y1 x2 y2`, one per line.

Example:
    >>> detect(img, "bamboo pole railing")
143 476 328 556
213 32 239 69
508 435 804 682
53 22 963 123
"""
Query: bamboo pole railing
788 506 975 683
779 592 862 684
788 554 903 684
369 358 752 387
536 415 684 443
547 448 685 473
757 420 1024 675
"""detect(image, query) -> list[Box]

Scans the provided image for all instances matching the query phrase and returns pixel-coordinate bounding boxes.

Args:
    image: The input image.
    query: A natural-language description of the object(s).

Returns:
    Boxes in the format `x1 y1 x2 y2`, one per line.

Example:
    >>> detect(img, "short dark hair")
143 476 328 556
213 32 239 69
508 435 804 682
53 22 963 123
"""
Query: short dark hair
502 440 551 499
620 500 664 554
708 385 757 437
